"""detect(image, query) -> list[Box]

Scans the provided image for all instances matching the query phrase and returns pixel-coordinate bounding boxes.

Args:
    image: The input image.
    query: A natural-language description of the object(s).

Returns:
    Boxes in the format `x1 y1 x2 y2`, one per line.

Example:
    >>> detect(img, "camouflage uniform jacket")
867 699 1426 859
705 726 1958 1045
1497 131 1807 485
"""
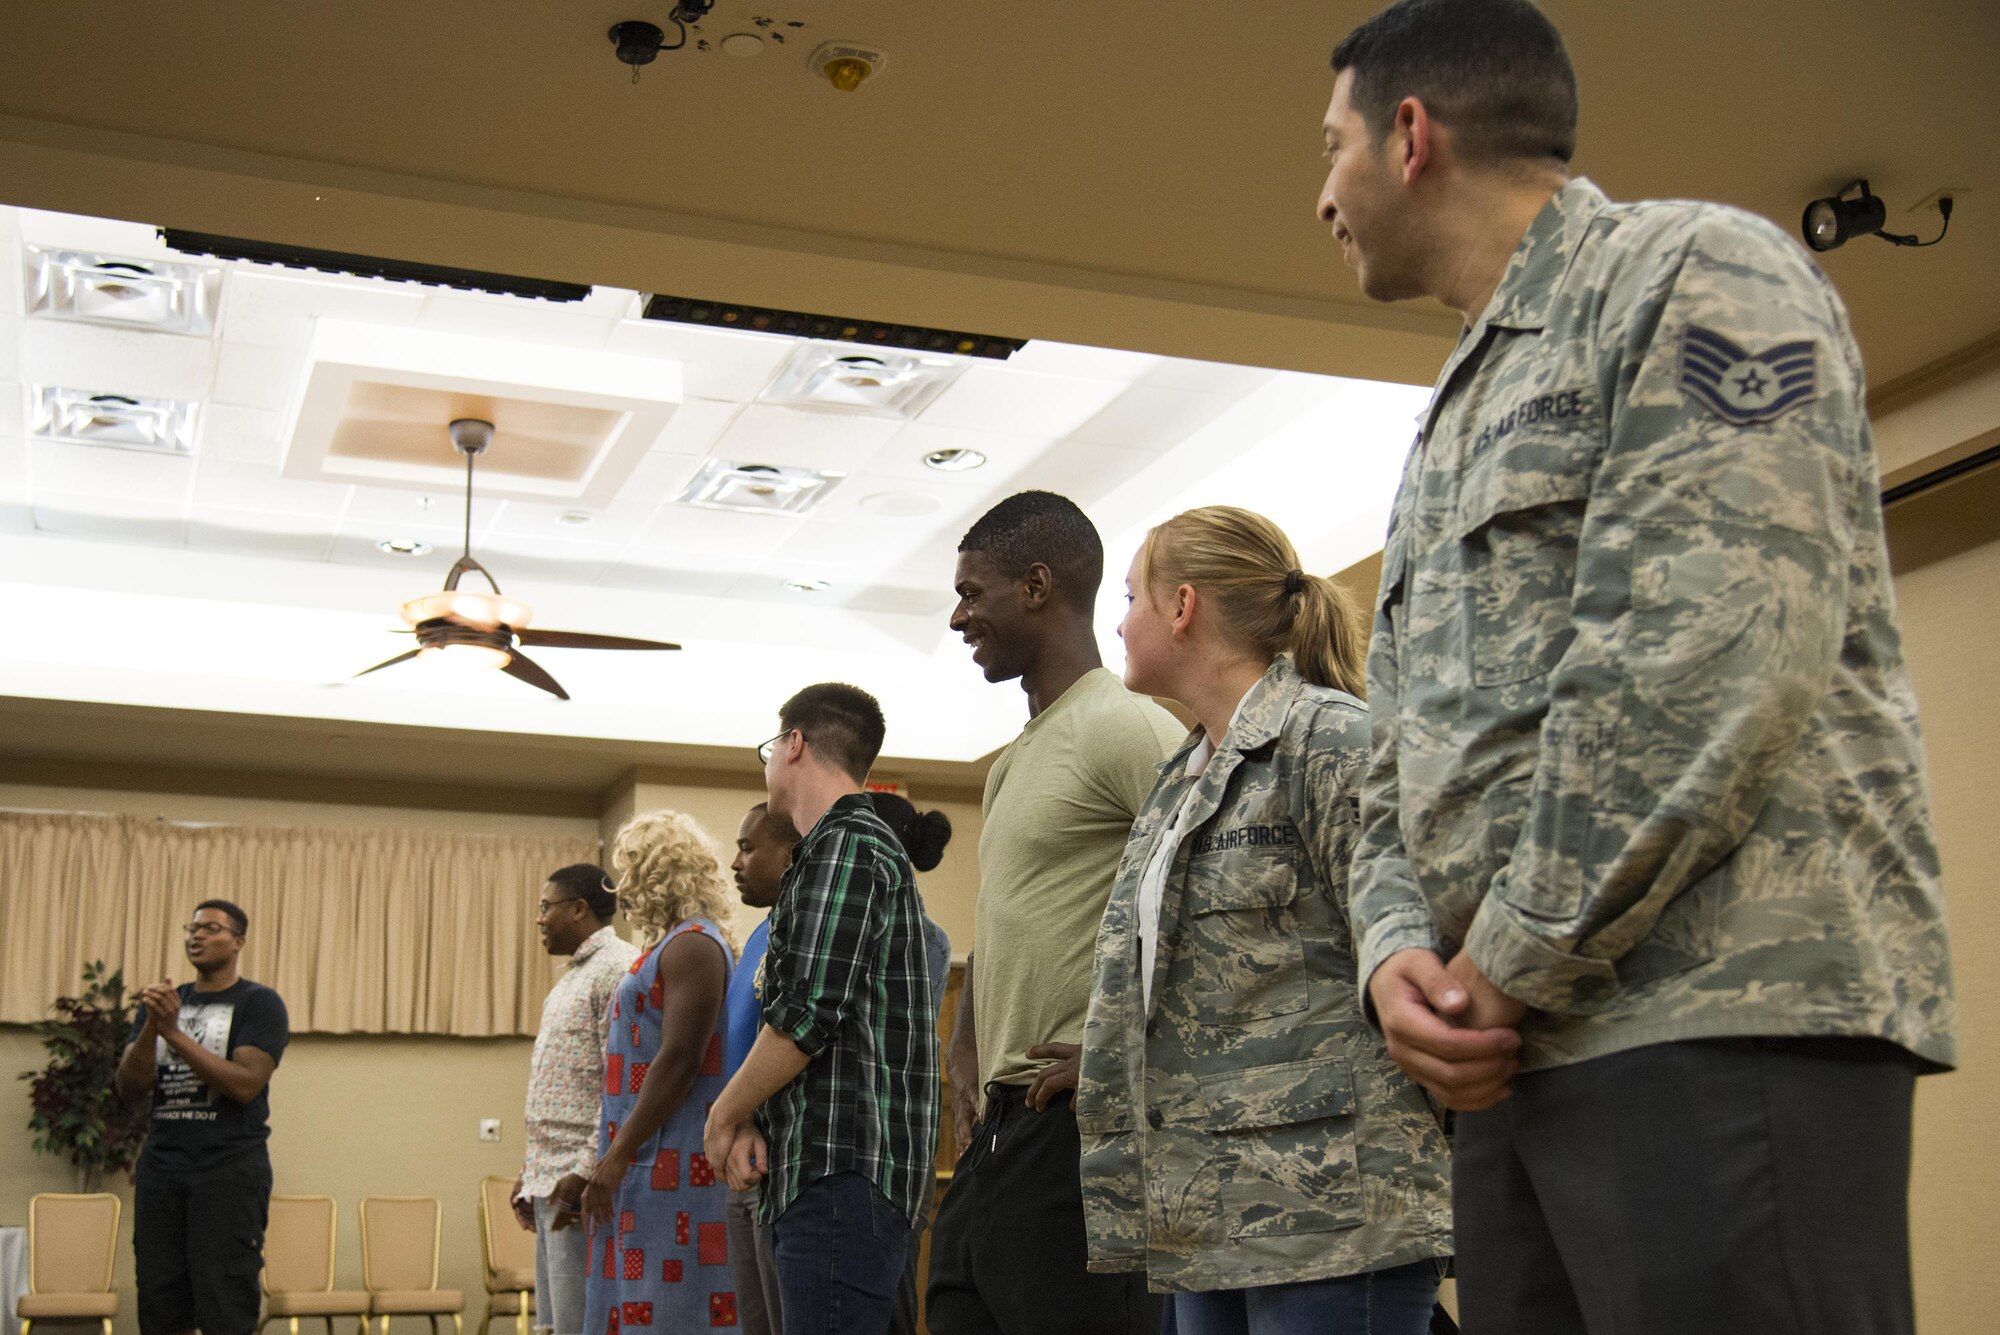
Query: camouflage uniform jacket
1077 656 1453 1292
1351 177 1955 1072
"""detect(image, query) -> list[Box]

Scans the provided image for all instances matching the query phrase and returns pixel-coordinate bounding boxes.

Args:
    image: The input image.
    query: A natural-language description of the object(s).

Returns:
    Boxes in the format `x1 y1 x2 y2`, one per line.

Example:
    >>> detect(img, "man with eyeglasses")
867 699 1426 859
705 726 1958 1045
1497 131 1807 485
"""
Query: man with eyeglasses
116 899 290 1335
511 864 639 1335
706 683 938 1335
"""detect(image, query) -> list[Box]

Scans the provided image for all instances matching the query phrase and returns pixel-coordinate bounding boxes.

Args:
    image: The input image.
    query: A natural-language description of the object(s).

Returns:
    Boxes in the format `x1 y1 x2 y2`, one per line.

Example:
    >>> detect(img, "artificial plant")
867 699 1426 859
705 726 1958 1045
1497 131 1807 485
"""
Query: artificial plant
20 960 149 1191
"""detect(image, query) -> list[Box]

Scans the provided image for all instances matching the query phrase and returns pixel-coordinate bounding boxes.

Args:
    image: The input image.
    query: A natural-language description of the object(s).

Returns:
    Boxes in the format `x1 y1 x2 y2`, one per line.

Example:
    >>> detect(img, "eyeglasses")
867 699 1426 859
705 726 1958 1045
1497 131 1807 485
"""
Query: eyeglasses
755 728 800 765
183 922 240 938
536 896 581 917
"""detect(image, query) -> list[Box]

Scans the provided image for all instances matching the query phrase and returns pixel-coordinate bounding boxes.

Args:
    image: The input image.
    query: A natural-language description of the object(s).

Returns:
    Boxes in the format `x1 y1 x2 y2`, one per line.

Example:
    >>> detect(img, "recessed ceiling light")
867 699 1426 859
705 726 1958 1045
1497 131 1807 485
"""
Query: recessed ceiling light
721 32 764 57
31 386 199 455
377 538 434 556
761 342 968 418
557 510 595 527
674 460 843 515
26 247 223 335
783 578 832 593
922 447 987 472
414 495 436 512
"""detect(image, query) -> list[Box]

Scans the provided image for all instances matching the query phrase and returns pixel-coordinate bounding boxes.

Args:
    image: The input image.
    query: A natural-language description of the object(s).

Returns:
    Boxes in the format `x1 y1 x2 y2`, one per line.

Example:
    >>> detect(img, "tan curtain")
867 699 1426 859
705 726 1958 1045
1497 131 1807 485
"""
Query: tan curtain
0 812 592 1035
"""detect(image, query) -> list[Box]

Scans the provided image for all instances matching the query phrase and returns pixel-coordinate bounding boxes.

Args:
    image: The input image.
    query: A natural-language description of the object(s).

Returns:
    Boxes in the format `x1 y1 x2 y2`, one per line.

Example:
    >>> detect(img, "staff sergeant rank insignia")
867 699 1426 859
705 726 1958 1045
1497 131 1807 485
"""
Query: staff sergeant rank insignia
1678 325 1818 425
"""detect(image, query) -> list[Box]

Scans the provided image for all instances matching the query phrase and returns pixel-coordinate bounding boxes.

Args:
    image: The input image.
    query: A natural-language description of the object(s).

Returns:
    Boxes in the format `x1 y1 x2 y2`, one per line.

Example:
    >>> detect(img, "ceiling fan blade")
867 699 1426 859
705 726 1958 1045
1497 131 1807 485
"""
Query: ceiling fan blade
351 649 421 679
516 628 682 652
503 650 571 700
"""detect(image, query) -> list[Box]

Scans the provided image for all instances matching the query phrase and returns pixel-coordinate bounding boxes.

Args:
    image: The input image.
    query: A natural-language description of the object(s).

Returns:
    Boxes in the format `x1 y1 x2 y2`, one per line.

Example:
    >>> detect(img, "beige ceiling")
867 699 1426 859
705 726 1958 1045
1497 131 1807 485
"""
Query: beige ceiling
0 1 1992 388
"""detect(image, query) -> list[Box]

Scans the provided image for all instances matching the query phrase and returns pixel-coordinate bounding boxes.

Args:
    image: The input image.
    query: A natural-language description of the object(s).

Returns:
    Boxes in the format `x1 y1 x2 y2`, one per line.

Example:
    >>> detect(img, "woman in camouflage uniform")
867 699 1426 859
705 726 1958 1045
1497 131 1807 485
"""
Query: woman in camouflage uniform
1075 506 1452 1334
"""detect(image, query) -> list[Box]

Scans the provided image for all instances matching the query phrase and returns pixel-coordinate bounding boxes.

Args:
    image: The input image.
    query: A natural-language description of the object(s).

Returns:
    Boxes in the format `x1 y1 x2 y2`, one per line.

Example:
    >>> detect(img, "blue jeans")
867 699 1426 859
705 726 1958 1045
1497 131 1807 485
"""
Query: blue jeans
1165 1261 1440 1335
772 1171 910 1335
531 1196 588 1335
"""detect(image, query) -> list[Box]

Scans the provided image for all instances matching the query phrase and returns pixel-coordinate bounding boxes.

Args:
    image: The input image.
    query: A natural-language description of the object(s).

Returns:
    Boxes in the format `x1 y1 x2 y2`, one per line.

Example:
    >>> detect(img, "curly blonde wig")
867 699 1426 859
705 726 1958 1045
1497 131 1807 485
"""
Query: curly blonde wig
609 809 739 951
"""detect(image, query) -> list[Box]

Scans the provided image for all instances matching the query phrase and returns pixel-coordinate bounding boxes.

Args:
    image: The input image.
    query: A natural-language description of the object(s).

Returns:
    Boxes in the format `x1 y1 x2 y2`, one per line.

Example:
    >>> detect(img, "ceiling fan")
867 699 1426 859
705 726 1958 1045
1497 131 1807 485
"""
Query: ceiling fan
352 418 679 699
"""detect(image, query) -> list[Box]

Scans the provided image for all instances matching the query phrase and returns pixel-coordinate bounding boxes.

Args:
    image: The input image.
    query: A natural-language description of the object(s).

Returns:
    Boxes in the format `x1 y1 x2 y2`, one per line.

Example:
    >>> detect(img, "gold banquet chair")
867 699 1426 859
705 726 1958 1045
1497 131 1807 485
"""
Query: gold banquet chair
18 1192 120 1335
474 1178 535 1335
359 1196 464 1335
261 1195 371 1335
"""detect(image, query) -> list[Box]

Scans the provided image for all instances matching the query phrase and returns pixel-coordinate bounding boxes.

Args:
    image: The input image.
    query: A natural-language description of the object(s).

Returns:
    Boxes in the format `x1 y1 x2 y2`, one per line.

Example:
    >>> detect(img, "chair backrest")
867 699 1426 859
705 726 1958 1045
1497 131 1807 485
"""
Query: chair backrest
264 1196 337 1296
27 1194 120 1296
359 1197 441 1293
476 1178 534 1291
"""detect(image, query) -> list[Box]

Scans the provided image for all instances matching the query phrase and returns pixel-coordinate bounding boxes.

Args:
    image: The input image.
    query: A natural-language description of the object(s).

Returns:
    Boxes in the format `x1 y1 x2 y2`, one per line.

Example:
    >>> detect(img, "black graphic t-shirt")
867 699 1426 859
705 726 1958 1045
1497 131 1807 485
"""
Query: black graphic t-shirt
128 978 289 1169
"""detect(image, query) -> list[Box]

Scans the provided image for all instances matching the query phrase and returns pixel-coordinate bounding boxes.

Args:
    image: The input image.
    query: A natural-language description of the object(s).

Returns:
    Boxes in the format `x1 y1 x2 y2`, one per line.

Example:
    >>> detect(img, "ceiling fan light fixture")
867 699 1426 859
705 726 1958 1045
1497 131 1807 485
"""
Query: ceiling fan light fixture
351 417 680 701
418 642 513 672
401 589 535 631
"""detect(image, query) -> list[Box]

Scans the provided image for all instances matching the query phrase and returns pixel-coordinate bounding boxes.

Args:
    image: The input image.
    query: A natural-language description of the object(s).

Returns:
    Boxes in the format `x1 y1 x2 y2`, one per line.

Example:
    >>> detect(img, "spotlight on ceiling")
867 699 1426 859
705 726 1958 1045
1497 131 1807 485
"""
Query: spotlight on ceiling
608 5 714 81
1802 179 1954 253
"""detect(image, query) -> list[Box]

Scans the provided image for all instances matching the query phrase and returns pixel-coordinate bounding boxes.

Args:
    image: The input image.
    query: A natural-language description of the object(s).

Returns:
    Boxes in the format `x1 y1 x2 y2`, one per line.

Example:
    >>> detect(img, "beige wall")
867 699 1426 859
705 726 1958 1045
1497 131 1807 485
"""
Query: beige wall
1 1028 536 1335
1895 527 2000 1335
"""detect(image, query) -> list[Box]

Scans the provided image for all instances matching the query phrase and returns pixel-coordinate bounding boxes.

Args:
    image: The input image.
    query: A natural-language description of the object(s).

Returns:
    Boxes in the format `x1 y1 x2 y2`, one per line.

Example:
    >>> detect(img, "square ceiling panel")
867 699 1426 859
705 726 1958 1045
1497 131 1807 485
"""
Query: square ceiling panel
327 382 618 481
282 319 683 505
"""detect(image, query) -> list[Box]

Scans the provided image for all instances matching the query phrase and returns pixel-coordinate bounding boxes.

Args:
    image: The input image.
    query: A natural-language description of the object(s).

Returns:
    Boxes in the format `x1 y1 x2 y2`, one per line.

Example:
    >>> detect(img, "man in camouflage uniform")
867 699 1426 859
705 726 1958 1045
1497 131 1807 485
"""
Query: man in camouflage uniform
1076 655 1452 1303
1319 3 1955 1333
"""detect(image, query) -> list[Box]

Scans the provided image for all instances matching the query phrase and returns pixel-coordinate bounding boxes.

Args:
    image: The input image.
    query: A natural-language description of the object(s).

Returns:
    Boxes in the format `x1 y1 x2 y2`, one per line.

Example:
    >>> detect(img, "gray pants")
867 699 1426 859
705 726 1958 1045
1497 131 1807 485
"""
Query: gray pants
532 1196 588 1335
1453 1036 1919 1335
726 1186 784 1335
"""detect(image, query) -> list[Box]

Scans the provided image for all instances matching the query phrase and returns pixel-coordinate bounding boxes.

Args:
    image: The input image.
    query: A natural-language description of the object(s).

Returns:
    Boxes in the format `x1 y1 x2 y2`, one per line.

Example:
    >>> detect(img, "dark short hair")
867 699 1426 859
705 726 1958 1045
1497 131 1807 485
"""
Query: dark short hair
1331 0 1577 165
193 899 248 935
958 491 1104 609
779 683 887 783
548 863 618 920
746 802 802 847
866 792 954 873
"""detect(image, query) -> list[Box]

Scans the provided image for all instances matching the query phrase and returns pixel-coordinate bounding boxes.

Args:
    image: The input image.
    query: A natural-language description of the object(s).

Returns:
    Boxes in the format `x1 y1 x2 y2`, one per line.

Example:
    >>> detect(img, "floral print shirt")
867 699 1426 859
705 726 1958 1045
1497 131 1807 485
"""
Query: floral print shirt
522 925 641 1196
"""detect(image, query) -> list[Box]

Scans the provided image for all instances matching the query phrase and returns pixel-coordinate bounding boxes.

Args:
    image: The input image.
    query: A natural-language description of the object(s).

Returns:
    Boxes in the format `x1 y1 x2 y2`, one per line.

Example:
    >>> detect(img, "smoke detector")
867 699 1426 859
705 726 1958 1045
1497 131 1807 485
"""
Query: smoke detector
809 41 885 92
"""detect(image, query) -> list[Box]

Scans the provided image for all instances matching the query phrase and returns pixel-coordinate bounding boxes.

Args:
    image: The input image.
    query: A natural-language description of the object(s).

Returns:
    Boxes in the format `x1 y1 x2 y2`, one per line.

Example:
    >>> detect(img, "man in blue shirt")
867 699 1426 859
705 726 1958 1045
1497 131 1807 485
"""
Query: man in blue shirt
724 801 797 1335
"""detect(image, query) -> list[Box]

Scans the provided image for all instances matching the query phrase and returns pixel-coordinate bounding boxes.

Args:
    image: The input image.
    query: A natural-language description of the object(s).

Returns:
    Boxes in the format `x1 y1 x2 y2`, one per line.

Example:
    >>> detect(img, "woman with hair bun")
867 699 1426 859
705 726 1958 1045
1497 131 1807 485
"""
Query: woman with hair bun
865 792 954 875
862 790 956 1335
1074 507 1452 1333
580 809 739 1335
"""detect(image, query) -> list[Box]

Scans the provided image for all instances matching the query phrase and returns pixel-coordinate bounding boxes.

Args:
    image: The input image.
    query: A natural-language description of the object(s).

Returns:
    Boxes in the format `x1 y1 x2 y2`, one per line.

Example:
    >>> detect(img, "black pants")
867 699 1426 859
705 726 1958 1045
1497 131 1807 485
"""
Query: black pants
1453 1037 1919 1335
925 1086 1160 1335
134 1152 272 1335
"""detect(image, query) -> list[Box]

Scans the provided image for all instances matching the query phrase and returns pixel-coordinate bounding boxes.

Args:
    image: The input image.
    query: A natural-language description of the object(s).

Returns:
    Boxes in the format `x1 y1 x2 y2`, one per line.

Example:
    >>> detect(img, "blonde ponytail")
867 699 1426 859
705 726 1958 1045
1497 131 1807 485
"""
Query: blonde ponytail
1138 506 1366 697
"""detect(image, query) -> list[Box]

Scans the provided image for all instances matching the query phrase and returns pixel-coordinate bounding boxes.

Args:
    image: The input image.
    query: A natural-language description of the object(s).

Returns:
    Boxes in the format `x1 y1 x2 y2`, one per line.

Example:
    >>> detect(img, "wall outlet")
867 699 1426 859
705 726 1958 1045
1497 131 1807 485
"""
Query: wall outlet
478 1118 501 1142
